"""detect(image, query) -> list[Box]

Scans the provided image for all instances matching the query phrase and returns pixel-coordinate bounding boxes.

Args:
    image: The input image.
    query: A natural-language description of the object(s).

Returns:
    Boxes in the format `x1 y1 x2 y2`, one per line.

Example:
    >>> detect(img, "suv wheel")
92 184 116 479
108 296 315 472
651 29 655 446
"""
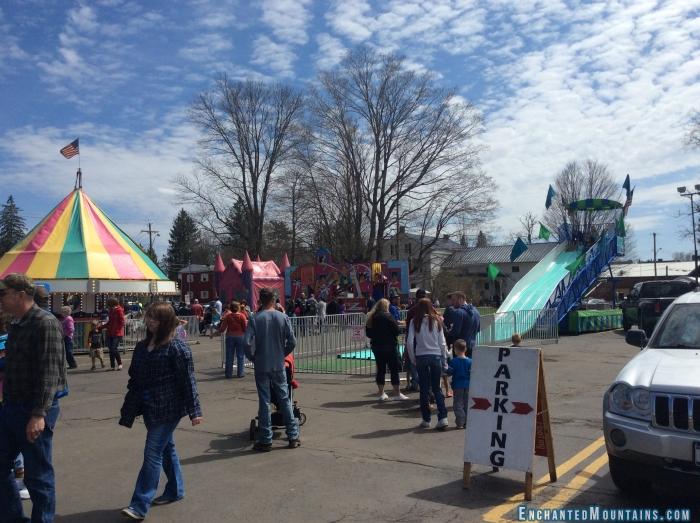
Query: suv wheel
608 454 651 494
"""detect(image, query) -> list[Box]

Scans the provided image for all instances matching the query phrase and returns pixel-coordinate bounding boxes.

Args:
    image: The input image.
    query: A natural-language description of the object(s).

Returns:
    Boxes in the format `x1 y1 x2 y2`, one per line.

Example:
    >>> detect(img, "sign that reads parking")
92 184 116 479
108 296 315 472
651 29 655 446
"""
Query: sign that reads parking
464 346 540 473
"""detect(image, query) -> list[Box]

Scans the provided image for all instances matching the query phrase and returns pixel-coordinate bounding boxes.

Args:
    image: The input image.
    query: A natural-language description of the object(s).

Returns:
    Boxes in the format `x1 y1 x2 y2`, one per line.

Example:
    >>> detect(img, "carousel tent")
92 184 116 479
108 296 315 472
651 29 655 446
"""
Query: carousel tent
0 189 177 300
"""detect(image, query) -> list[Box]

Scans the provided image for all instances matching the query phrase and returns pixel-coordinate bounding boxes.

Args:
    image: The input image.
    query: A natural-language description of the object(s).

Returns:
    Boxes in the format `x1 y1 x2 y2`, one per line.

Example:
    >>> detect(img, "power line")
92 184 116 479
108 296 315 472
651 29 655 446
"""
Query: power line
140 222 160 255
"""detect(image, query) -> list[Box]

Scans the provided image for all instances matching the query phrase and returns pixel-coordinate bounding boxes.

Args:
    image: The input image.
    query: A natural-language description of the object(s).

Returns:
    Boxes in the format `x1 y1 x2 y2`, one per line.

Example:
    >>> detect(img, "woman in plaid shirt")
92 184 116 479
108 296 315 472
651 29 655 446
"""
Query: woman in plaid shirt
119 303 203 520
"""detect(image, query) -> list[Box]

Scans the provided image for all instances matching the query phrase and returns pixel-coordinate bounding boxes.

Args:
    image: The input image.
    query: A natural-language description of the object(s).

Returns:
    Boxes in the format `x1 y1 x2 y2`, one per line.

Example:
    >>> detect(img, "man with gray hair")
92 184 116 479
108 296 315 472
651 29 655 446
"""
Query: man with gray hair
0 273 66 522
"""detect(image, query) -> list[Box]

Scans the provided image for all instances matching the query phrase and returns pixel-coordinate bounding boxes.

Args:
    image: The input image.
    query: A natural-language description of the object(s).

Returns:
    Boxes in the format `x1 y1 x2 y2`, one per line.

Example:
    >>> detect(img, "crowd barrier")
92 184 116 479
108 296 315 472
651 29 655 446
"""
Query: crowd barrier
217 310 558 376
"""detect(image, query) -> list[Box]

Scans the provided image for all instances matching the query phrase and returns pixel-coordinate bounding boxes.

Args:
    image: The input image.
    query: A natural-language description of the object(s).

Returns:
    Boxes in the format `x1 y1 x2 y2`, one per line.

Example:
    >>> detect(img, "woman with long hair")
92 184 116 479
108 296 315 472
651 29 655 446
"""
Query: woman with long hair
406 298 449 429
365 299 409 401
119 303 203 520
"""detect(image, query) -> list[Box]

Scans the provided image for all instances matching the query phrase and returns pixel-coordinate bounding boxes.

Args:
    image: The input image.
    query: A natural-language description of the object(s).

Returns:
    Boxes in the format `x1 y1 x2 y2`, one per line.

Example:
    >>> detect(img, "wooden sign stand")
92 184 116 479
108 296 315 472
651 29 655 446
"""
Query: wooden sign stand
463 351 556 501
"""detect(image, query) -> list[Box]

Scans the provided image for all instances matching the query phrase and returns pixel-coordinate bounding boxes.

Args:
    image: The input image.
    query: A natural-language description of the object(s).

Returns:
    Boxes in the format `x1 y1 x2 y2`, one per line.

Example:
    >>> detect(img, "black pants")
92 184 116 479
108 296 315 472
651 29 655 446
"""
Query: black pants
64 336 77 368
372 346 401 387
107 336 123 368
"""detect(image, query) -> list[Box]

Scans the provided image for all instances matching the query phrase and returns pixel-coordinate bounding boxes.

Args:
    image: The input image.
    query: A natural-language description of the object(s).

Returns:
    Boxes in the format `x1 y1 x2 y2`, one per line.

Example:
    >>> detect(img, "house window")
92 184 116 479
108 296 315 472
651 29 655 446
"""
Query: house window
511 266 520 273
186 274 194 283
200 273 209 283
200 290 209 300
484 282 490 290
404 243 412 254
390 245 395 256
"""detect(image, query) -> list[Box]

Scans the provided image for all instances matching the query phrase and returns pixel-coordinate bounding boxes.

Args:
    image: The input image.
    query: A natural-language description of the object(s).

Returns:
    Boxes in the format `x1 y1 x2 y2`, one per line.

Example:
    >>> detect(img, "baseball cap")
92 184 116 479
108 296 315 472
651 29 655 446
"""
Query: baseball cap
0 273 36 296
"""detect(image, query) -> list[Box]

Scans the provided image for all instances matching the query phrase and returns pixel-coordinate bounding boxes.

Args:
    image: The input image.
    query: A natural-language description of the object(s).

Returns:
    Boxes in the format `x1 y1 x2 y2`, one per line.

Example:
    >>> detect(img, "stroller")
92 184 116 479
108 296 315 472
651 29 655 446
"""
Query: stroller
249 353 307 441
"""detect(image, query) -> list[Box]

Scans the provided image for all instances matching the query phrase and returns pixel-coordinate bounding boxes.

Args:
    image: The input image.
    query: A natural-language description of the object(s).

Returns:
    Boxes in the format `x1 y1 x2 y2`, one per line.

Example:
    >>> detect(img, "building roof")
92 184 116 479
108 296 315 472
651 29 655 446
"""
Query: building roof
179 264 213 274
610 261 696 278
388 232 463 250
442 242 559 267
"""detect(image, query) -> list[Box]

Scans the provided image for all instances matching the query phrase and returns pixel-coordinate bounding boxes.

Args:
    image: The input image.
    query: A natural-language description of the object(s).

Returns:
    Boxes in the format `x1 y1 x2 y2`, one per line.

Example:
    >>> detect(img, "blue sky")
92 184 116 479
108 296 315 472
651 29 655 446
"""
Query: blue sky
1 0 699 263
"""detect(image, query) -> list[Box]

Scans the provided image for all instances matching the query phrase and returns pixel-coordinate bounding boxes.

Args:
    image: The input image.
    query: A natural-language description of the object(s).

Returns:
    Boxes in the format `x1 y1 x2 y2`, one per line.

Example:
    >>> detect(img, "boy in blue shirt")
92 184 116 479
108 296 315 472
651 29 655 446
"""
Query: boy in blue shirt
446 339 471 429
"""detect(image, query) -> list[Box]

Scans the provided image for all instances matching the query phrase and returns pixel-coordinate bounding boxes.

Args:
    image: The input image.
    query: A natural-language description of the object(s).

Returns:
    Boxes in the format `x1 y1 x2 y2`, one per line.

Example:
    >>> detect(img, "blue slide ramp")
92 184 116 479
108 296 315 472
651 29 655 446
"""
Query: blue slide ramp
480 243 579 343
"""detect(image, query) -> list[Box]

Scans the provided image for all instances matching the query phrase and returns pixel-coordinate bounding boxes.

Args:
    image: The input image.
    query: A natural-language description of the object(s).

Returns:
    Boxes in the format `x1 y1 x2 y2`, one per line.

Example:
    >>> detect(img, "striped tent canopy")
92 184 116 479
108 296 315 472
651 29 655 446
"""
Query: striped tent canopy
567 198 623 211
0 189 167 281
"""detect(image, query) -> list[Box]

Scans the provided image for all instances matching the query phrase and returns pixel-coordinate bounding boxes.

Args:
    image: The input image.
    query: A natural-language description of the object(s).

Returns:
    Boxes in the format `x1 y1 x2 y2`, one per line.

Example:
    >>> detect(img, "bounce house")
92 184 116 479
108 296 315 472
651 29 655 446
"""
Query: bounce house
284 249 410 312
216 251 285 310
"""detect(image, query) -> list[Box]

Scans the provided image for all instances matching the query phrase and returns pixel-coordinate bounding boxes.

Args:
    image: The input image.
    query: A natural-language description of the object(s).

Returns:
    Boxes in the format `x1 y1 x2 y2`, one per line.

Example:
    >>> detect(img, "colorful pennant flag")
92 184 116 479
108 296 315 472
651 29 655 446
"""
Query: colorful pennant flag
545 185 556 209
60 138 79 159
616 214 626 237
487 263 500 281
538 223 551 240
565 254 585 275
510 237 528 262
622 174 631 197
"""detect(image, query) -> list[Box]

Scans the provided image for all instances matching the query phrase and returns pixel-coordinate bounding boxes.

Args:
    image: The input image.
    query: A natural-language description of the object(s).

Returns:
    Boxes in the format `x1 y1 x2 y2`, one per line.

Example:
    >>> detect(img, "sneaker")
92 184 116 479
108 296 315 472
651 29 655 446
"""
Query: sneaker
91 366 96 371
253 441 272 452
394 393 409 401
378 392 389 401
152 495 183 506
121 507 145 520
446 391 453 398
288 438 301 448
16 479 29 500
419 420 431 429
117 364 123 371
436 418 449 430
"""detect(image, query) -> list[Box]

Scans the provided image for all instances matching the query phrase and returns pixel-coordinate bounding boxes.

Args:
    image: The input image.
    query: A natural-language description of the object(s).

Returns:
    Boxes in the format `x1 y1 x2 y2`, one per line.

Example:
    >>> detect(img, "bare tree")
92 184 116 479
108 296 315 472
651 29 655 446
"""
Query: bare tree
179 77 304 255
518 211 538 244
310 46 490 261
543 160 620 240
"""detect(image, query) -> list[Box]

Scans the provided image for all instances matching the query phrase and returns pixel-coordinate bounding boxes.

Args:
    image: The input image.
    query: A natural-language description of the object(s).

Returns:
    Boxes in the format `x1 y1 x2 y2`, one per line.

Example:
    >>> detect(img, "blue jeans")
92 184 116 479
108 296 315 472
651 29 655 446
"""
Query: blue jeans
0 400 60 523
224 336 245 378
64 336 77 368
129 419 183 517
416 356 447 422
107 336 122 368
254 371 299 444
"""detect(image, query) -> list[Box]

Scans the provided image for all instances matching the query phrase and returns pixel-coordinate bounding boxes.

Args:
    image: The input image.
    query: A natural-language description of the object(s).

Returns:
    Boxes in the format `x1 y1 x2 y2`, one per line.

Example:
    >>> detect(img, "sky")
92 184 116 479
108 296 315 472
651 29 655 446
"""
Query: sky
1 0 699 263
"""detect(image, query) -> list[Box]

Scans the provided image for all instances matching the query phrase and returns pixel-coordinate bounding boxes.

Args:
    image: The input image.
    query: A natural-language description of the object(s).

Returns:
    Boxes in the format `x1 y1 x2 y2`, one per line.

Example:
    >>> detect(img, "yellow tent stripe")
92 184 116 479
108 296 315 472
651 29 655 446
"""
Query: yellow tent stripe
86 197 161 280
80 192 120 279
25 193 76 278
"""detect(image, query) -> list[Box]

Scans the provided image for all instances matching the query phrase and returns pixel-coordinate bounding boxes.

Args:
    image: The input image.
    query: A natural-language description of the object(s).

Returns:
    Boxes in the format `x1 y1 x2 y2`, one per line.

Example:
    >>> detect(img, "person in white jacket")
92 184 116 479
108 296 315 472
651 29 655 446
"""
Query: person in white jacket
406 298 449 429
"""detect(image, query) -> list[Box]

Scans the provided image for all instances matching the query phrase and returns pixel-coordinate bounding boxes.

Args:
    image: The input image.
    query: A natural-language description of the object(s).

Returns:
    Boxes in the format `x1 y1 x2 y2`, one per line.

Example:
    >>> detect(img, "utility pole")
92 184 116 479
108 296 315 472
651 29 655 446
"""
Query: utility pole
653 232 657 277
140 222 160 259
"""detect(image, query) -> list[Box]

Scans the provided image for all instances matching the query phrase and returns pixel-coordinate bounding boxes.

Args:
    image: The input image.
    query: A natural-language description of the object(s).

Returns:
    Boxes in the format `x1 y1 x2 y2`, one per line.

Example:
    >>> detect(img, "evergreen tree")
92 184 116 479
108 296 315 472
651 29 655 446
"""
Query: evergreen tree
0 196 26 256
165 209 201 280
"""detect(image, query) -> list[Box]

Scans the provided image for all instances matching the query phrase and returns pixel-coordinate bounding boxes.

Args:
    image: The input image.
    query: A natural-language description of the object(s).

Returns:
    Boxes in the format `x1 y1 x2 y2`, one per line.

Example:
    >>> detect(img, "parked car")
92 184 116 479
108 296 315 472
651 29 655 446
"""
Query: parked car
621 278 697 334
603 290 700 493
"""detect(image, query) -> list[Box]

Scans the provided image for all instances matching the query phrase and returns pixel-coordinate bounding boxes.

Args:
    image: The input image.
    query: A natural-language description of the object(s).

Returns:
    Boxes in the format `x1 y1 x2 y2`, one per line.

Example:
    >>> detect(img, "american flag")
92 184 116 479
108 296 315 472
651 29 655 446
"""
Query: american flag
60 139 79 159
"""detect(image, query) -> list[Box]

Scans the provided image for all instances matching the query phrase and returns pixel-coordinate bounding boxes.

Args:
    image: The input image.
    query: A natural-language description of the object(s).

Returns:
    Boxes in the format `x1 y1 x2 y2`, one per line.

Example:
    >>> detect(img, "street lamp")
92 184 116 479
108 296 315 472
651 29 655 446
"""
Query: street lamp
677 185 700 282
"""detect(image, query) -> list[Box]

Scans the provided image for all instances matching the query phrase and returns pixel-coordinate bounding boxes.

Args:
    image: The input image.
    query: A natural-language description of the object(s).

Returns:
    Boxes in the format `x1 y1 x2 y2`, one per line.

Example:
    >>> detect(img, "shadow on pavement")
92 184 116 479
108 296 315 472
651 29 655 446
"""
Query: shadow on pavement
351 427 421 439
408 475 520 510
56 509 124 522
320 400 381 409
179 430 253 465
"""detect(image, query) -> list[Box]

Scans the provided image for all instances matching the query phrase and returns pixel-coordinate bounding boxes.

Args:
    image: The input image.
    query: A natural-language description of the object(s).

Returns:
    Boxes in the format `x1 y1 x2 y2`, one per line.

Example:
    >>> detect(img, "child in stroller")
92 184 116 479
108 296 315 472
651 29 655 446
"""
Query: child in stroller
249 353 306 440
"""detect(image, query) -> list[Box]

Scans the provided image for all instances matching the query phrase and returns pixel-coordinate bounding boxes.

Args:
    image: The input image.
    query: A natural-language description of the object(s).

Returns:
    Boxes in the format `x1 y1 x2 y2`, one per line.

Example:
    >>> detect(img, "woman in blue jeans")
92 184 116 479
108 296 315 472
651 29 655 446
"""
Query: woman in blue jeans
406 298 449 430
119 302 203 520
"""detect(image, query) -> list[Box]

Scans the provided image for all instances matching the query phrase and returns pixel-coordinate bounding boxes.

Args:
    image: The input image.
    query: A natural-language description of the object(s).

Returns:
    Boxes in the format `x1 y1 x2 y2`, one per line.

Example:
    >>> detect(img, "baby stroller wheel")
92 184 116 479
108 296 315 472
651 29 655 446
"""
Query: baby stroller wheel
249 419 257 441
298 412 307 426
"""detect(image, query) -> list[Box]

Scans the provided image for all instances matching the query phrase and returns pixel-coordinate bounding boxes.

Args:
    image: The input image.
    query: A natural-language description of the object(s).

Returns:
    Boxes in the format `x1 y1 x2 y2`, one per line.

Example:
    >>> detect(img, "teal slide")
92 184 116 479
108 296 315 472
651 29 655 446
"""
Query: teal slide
481 243 580 343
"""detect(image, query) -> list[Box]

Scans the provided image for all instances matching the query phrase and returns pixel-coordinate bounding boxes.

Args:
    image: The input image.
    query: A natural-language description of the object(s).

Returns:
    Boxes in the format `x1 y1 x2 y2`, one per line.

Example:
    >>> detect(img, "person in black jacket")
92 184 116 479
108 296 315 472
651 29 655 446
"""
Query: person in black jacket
365 299 409 401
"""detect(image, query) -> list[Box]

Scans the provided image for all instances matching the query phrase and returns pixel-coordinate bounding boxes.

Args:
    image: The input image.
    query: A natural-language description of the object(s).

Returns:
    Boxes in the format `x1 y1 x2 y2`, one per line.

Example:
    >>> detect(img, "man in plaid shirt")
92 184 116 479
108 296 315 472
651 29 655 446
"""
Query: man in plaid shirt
0 273 66 523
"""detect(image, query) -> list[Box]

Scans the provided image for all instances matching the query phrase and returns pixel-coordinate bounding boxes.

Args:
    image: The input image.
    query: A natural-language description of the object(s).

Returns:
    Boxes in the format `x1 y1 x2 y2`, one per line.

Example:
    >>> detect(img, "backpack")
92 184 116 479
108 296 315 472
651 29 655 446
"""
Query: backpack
305 300 317 316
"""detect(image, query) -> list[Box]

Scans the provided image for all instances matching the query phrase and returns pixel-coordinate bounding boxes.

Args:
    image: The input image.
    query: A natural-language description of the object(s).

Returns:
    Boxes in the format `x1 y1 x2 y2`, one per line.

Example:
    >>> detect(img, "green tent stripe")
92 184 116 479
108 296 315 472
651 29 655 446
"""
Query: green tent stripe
56 195 89 278
101 213 167 279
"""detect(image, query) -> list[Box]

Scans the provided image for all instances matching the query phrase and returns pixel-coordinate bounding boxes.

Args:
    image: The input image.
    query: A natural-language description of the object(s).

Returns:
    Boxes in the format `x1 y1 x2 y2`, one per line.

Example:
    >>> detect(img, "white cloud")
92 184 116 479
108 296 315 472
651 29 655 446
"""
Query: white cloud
261 0 312 45
326 0 376 42
252 36 296 77
315 33 346 70
178 33 234 62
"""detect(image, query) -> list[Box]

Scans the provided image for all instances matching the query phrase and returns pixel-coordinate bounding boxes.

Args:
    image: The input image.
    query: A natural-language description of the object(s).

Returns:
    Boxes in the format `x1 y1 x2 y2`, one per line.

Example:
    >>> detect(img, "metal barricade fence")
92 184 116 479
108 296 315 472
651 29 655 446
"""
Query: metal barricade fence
216 309 558 376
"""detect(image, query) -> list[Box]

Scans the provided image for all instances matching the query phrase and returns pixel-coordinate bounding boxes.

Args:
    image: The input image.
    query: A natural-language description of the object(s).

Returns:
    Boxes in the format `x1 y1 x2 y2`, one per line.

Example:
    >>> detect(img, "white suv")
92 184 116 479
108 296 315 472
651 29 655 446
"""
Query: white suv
603 290 700 492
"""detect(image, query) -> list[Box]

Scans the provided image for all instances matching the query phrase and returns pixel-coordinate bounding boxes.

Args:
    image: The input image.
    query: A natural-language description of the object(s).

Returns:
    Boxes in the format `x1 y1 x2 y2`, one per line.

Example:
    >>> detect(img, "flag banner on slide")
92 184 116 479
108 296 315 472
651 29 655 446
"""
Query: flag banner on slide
545 185 556 209
510 237 528 262
486 263 500 281
538 223 551 240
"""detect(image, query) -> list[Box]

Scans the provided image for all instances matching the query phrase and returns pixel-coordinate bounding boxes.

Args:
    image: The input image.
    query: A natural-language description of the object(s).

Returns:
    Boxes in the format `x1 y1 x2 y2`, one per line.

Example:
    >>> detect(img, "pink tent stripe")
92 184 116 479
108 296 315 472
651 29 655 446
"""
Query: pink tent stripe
84 198 144 279
2 192 74 276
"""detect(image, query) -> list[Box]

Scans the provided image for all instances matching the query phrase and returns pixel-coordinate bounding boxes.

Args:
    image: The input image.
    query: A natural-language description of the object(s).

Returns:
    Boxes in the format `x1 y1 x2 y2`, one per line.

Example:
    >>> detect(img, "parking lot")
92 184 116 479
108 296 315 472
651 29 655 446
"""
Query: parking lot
47 330 699 522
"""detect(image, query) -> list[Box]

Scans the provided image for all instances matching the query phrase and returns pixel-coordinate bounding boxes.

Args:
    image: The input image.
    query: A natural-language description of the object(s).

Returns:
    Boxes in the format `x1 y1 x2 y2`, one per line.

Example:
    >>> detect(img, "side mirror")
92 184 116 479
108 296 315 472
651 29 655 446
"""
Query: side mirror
625 328 647 349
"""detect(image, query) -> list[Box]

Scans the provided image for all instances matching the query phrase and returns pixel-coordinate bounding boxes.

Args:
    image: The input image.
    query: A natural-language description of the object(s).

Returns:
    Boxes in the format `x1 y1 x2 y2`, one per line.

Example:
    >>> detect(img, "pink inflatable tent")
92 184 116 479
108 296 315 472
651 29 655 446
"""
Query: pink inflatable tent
217 251 284 311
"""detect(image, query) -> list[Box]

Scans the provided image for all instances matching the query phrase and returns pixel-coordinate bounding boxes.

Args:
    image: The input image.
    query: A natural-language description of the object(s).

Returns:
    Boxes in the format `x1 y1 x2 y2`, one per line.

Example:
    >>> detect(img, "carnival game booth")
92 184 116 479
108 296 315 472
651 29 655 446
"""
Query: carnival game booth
0 189 178 349
217 251 284 311
284 249 410 312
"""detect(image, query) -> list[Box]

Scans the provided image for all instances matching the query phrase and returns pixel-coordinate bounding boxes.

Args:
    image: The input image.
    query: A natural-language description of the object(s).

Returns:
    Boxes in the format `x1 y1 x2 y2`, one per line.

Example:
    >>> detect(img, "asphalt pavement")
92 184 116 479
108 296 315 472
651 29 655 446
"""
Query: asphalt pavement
37 330 700 522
